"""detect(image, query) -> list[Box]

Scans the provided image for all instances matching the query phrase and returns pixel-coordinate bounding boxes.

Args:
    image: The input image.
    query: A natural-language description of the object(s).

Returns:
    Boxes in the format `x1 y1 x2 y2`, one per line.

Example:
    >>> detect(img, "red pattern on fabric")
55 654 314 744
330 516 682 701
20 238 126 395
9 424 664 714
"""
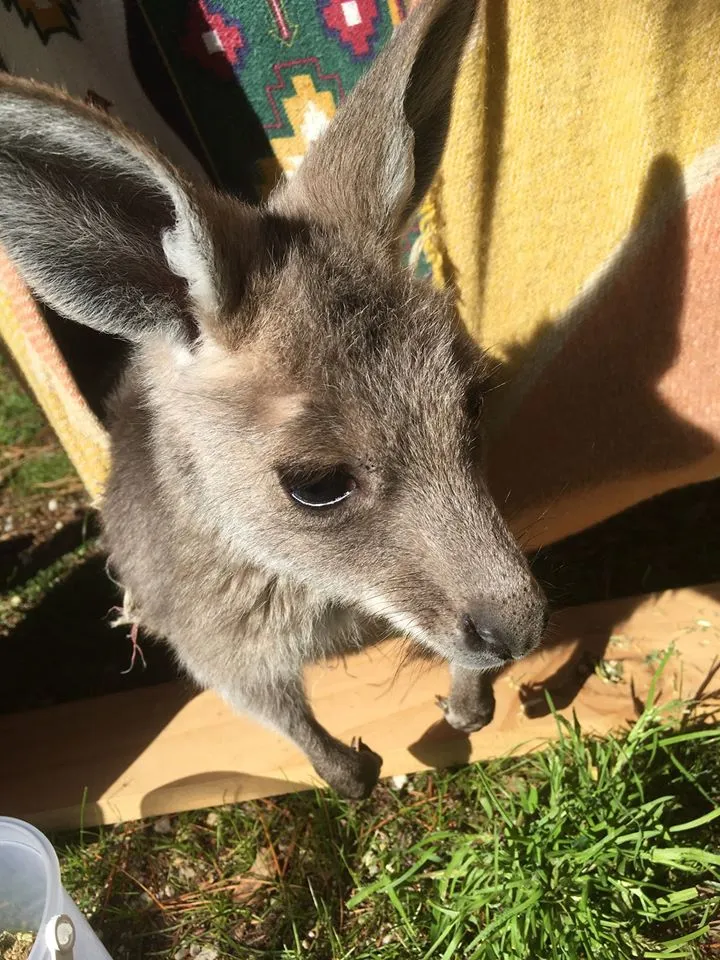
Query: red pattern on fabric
181 0 247 81
318 0 380 59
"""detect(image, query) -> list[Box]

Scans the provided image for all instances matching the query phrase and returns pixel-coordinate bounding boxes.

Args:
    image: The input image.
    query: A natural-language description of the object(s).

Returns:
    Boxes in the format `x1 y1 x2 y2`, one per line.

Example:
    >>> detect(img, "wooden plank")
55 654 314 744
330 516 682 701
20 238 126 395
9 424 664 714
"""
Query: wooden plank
2 584 719 830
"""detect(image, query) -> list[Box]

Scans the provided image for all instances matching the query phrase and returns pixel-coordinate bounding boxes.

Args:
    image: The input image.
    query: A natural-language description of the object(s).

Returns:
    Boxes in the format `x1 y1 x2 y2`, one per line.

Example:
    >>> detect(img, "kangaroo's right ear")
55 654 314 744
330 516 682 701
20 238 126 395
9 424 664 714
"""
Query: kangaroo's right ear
0 77 241 344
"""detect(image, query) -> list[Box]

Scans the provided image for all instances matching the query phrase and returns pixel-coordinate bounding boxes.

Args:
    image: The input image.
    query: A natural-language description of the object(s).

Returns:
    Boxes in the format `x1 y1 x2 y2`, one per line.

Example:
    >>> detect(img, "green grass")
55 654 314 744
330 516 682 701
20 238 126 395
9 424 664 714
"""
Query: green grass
5 449 74 496
0 351 74 492
55 674 719 960
0 353 45 447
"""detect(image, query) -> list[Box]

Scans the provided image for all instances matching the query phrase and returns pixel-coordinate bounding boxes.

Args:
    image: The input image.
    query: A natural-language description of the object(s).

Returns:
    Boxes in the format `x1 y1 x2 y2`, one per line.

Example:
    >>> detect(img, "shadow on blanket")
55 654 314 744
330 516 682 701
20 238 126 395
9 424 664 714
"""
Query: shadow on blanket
492 152 718 715
489 152 717 537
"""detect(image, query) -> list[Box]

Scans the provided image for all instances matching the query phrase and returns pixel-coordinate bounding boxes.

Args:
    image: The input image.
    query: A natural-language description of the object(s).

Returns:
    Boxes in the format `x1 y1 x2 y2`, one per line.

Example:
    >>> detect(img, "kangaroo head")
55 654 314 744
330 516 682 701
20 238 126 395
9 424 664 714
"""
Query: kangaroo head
0 0 547 670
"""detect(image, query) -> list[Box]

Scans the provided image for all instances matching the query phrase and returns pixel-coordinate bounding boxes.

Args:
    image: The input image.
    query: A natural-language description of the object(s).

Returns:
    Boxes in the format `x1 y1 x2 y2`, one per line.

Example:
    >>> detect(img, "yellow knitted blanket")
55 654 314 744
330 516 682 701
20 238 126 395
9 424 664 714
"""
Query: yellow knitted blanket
421 0 720 545
0 250 109 504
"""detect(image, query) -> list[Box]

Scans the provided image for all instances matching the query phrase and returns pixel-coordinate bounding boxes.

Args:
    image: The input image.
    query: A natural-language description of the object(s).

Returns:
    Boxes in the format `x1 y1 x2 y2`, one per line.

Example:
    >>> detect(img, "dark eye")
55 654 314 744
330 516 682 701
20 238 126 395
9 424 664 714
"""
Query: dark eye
283 468 357 509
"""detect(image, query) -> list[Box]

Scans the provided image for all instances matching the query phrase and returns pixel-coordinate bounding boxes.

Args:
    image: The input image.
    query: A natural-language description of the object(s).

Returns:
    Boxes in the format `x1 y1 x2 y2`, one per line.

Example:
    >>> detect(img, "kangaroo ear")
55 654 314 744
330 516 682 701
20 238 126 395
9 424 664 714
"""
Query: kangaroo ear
274 0 478 242
0 77 236 343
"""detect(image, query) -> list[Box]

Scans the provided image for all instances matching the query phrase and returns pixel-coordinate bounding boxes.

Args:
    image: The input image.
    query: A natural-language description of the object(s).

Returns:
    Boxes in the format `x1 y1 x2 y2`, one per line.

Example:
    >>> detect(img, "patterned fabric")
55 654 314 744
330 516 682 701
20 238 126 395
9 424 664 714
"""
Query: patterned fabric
0 0 719 546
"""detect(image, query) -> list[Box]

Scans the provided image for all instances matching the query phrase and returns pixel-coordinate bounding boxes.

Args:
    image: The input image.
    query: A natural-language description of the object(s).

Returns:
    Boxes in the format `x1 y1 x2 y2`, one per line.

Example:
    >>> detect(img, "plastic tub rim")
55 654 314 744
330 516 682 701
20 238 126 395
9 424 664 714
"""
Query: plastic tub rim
0 815 63 960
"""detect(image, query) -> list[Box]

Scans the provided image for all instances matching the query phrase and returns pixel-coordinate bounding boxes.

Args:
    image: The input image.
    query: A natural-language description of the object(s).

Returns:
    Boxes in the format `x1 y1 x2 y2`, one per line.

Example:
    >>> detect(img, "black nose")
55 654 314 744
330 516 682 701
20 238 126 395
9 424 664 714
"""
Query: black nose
461 613 514 662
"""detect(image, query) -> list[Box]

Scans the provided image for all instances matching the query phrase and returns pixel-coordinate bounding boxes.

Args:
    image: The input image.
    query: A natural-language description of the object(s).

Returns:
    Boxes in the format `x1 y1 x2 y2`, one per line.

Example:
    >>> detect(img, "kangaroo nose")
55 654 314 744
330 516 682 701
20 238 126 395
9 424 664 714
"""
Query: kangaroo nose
461 613 514 662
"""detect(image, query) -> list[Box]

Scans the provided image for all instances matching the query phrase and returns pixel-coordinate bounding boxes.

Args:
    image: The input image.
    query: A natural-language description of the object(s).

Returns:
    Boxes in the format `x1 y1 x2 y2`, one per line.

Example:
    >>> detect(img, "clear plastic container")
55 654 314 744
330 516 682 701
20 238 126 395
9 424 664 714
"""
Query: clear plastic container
0 816 112 959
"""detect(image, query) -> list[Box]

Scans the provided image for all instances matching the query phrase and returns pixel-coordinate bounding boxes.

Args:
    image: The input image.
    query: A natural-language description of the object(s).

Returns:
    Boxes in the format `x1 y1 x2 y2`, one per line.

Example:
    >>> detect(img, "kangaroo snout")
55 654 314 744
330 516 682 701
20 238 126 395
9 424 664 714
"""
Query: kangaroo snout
395 482 549 671
461 611 515 664
458 590 549 669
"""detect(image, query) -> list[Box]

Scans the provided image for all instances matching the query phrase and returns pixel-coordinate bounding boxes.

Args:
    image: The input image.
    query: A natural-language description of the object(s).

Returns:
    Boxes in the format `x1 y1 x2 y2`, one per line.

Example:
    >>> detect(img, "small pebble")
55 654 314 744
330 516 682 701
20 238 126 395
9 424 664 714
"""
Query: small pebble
47 498 58 512
195 950 218 960
138 892 153 906
205 811 219 827
10 595 21 608
153 815 173 835
391 774 408 790
178 864 197 881
163 884 175 898
55 521 63 531
188 946 201 959
173 949 189 960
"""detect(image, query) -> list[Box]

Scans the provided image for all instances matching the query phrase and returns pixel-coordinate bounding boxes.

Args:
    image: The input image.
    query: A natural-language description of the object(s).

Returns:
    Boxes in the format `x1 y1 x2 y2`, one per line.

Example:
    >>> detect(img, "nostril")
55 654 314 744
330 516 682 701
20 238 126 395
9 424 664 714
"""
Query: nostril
462 614 513 662
488 636 513 662
462 614 483 650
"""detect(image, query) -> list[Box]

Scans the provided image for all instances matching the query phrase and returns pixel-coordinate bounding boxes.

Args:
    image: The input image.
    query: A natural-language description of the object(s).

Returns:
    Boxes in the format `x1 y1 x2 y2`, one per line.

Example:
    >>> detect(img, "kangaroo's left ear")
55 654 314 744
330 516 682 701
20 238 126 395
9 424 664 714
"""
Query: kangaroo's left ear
272 0 479 242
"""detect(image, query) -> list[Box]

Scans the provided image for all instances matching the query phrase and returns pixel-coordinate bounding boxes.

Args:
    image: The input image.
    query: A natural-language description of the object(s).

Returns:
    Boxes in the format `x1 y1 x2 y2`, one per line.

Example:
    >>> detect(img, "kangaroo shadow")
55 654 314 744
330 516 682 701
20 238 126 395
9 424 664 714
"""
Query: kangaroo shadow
139 772 310 820
488 152 716 536
480 153 718 716
407 714 475 770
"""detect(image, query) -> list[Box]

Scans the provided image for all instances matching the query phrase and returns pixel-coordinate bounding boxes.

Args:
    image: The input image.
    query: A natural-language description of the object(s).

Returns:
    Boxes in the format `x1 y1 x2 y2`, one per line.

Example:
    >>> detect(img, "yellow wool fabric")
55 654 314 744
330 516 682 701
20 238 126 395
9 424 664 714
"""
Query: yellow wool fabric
426 0 720 361
0 252 109 504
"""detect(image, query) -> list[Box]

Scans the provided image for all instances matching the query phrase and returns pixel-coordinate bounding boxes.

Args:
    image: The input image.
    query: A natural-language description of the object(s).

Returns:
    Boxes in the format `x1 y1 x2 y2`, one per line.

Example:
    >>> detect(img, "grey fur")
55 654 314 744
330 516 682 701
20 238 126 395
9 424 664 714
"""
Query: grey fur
0 0 547 798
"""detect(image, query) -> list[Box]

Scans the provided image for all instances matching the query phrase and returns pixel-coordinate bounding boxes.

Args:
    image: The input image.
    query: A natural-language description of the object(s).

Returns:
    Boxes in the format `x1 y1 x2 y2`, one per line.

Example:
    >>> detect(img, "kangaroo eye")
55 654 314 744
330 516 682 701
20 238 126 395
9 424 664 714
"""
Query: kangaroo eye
283 468 357 509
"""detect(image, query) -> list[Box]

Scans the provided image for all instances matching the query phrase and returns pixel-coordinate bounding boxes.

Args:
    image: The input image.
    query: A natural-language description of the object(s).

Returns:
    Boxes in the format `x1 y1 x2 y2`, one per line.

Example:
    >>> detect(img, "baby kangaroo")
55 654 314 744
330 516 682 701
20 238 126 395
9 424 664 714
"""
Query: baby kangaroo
0 0 547 798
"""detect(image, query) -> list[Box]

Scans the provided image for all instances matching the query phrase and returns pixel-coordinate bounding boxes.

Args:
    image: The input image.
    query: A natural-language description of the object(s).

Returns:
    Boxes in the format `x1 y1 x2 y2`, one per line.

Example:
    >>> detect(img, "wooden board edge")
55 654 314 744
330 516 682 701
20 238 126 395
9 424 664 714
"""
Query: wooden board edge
2 582 719 829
